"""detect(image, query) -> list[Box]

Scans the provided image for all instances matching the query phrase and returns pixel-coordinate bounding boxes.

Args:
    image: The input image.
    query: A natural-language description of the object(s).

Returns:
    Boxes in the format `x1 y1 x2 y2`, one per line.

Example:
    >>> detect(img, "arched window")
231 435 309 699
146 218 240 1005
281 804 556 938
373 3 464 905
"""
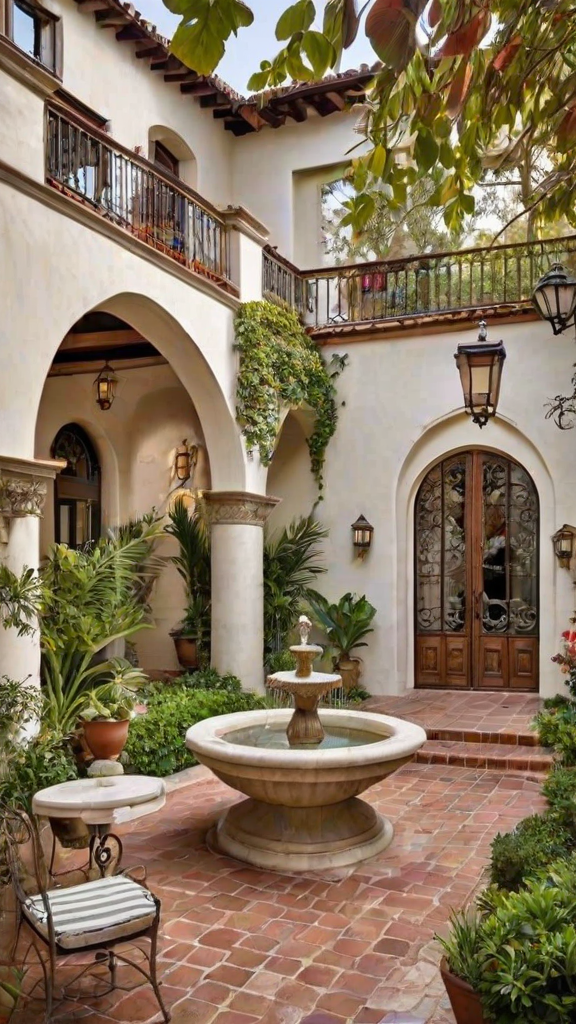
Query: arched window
51 424 101 548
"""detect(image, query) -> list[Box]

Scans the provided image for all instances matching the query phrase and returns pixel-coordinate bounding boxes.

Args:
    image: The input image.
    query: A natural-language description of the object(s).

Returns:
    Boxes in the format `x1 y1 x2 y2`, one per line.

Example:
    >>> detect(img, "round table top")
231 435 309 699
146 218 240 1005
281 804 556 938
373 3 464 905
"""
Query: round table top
32 775 165 823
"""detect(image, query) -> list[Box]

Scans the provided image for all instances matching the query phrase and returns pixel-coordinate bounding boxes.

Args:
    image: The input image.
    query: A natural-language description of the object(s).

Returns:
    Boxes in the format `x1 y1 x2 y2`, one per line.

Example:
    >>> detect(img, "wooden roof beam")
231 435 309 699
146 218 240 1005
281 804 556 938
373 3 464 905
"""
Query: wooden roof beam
164 70 198 83
115 24 147 41
276 98 308 122
180 81 219 96
76 0 110 11
135 42 167 58
95 9 130 26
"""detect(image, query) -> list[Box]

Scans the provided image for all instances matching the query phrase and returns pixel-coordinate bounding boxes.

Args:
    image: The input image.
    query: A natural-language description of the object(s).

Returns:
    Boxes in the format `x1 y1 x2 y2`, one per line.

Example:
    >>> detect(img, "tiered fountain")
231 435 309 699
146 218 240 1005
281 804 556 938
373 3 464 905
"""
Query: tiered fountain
186 617 426 871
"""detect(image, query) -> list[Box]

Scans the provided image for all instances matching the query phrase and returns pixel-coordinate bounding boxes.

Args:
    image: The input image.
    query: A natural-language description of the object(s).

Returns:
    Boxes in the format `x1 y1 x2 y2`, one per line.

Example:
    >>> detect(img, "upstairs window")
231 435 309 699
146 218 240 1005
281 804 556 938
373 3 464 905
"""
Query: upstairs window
5 0 61 74
153 140 180 178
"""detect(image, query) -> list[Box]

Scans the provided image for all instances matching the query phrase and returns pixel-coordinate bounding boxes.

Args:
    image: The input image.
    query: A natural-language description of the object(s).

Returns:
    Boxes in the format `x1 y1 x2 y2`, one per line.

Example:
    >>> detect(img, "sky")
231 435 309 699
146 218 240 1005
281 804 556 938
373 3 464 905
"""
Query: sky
134 0 375 94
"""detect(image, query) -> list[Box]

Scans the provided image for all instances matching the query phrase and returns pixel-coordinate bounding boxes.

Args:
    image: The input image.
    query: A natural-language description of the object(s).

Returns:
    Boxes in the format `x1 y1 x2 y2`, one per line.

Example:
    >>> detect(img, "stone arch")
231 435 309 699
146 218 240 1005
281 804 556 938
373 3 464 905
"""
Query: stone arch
148 125 197 189
34 292 246 493
394 410 559 696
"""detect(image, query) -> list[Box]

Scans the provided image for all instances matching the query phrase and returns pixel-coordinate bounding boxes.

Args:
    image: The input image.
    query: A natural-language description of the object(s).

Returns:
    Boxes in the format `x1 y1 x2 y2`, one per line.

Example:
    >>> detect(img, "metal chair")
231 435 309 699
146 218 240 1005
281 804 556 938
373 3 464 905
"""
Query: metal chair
1 804 170 1023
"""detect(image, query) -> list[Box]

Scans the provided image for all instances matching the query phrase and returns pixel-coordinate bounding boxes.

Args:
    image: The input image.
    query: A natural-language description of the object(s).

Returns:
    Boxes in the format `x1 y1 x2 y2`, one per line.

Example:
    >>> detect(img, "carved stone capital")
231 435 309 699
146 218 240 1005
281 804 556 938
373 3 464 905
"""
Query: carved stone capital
0 455 65 543
203 491 281 527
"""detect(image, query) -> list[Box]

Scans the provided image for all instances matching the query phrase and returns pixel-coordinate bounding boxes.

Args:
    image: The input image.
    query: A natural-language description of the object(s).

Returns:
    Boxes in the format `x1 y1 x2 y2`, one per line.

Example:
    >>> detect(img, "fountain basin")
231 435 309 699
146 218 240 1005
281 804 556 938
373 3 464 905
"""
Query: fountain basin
186 709 426 871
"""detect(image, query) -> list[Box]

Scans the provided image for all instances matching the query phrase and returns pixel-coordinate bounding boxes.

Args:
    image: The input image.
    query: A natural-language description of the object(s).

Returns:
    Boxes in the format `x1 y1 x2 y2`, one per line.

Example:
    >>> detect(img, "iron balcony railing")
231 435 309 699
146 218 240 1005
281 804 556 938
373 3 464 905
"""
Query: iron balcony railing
262 246 303 310
46 106 229 285
270 235 576 329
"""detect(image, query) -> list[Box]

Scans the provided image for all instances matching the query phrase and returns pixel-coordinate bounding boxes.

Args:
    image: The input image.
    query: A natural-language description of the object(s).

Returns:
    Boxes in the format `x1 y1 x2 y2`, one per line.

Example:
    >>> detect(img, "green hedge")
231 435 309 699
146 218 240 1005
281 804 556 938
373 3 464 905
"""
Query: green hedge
125 685 265 777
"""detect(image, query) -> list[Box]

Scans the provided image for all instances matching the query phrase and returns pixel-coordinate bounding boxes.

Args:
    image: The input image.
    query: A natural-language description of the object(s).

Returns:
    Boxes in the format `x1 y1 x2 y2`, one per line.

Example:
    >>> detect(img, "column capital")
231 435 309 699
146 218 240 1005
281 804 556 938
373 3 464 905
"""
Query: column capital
203 490 280 527
0 455 65 543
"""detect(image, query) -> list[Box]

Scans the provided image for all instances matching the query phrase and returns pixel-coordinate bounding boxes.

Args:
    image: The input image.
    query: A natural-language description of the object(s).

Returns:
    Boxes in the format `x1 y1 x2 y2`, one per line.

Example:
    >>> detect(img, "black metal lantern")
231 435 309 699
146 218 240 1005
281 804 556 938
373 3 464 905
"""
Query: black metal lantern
553 525 575 569
94 363 117 411
532 263 576 336
352 515 374 559
174 440 198 482
454 321 506 428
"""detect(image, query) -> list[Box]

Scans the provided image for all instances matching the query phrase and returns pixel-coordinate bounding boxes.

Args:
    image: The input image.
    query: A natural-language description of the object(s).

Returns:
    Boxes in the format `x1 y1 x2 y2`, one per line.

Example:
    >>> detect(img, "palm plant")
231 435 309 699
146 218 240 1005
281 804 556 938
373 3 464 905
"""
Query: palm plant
307 592 376 662
263 516 327 662
165 498 211 653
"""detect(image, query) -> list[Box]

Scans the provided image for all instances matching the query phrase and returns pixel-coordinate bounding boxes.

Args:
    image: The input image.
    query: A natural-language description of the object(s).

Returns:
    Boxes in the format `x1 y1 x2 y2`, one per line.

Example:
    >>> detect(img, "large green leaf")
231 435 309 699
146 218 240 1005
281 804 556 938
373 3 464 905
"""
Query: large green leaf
169 0 254 74
275 0 315 41
302 30 336 77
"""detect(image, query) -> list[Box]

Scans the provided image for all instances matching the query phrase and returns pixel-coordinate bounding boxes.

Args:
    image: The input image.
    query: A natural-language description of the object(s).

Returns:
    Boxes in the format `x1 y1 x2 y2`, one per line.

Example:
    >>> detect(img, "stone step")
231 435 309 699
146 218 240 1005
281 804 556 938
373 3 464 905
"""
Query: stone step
415 738 554 773
425 726 540 746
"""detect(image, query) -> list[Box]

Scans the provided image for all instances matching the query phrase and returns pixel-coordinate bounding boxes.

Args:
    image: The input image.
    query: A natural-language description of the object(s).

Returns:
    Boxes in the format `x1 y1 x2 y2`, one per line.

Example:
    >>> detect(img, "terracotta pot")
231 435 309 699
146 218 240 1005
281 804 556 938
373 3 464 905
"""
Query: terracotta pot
48 816 90 850
172 635 199 670
440 958 486 1024
336 657 361 692
82 718 130 761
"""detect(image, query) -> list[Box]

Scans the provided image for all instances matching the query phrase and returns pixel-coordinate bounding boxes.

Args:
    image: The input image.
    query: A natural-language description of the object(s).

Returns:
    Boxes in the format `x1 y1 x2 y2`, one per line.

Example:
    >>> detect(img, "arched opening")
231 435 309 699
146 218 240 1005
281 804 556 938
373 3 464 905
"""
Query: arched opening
148 125 197 190
51 423 101 548
414 449 539 691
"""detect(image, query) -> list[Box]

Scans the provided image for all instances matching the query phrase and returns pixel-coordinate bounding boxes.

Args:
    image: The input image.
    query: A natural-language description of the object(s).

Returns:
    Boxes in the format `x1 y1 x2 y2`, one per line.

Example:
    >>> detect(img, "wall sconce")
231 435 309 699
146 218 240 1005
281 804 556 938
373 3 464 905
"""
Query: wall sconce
352 515 373 560
94 363 117 411
174 439 199 482
553 525 576 568
454 321 506 427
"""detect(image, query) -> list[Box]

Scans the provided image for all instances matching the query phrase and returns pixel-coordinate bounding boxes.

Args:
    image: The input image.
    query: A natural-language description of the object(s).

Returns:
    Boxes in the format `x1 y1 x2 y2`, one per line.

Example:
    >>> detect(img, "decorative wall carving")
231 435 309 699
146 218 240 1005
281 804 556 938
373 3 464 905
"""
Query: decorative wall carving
0 456 64 544
204 491 280 527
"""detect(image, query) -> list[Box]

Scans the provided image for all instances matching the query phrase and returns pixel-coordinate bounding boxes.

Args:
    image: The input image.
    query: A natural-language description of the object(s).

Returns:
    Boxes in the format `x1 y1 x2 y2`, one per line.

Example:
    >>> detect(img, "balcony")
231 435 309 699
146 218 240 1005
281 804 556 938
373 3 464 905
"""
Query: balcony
46 105 231 290
264 236 576 332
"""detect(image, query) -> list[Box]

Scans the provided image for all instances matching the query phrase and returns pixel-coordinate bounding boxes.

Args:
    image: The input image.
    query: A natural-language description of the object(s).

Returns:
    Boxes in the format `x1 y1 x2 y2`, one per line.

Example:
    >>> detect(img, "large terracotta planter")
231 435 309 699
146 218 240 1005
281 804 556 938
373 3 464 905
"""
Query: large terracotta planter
172 635 199 670
336 657 361 691
82 718 130 761
440 959 486 1024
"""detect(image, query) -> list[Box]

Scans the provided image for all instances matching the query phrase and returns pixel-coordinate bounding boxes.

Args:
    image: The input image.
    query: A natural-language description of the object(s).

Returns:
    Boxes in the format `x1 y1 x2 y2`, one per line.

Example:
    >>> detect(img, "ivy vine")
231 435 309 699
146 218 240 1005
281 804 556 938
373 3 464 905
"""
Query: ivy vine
235 301 347 493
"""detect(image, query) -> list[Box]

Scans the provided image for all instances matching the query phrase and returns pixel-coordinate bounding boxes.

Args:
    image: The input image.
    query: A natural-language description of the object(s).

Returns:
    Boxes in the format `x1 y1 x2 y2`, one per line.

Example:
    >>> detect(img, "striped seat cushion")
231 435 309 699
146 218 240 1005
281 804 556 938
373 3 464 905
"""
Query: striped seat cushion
23 874 158 950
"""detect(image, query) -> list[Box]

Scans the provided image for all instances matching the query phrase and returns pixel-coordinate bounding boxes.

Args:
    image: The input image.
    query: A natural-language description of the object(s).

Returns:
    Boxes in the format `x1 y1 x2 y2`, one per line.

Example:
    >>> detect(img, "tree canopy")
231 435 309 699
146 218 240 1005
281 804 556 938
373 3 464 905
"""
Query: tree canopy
163 0 576 236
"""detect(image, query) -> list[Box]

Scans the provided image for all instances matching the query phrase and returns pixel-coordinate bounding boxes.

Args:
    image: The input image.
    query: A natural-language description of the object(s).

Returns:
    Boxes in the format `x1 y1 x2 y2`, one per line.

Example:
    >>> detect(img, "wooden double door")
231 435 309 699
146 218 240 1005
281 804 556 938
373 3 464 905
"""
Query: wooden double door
415 451 539 691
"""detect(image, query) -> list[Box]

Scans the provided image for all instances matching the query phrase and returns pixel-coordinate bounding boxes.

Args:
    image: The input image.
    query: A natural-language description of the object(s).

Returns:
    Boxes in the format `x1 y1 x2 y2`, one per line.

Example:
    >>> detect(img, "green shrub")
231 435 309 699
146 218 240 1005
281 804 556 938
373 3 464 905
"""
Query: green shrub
489 813 573 890
543 766 576 835
535 703 576 765
173 668 243 693
124 686 265 777
0 734 79 813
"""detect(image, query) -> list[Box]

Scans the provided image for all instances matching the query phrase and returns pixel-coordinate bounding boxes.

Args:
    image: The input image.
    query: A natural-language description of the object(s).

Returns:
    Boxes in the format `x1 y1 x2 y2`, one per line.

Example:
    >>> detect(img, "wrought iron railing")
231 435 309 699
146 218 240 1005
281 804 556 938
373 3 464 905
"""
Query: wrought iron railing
280 236 576 328
46 106 229 284
262 247 303 310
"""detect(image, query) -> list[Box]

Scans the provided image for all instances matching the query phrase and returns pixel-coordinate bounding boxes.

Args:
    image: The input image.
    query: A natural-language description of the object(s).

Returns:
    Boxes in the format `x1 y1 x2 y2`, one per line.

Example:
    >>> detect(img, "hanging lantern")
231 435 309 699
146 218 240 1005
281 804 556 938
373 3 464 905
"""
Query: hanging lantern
454 321 506 428
94 363 117 411
351 515 374 559
553 525 575 569
174 440 198 482
532 263 576 336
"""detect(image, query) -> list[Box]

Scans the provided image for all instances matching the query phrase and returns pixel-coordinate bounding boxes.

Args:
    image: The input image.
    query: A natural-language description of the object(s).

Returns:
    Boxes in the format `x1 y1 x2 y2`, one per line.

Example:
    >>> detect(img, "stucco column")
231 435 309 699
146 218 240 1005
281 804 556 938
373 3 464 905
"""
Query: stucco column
205 491 280 693
0 456 64 688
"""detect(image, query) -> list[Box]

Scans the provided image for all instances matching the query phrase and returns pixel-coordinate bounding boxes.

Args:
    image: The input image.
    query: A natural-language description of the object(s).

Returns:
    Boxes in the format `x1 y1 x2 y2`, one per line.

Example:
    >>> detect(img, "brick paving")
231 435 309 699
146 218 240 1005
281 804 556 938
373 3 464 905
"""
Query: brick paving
14 757 545 1024
364 690 543 743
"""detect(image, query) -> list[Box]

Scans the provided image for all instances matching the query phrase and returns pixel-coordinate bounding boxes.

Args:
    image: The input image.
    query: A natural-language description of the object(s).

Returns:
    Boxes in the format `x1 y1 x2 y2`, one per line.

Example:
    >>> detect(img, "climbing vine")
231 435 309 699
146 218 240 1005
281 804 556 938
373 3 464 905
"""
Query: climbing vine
235 301 347 493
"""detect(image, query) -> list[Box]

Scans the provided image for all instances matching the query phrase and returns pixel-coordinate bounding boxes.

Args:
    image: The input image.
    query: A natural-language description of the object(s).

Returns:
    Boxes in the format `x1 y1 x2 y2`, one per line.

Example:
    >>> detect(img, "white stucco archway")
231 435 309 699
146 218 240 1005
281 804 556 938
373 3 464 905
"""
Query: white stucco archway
395 408 566 698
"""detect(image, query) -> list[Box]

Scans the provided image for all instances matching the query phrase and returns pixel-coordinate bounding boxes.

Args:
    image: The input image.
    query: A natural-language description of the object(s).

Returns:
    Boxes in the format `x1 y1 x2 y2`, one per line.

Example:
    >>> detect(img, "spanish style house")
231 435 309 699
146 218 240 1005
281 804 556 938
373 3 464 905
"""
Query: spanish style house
1 0 575 697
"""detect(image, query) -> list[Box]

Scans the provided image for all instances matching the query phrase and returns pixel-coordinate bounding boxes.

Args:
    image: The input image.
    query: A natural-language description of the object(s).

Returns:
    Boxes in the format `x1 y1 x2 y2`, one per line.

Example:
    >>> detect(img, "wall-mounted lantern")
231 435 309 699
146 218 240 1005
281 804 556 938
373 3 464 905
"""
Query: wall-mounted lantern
174 439 199 482
454 320 506 428
553 525 576 568
532 263 576 336
352 515 373 560
94 363 117 411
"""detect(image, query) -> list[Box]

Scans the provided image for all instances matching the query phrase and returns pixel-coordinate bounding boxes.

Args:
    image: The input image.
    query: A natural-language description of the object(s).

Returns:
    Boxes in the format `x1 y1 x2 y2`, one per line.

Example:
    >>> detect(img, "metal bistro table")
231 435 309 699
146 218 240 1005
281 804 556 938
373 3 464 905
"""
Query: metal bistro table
32 775 166 876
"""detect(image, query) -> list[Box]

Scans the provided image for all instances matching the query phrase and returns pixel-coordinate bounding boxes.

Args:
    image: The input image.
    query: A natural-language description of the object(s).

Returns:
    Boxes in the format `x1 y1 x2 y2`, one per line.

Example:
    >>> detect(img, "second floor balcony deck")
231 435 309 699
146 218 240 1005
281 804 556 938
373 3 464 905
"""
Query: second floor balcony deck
264 236 576 334
46 105 232 291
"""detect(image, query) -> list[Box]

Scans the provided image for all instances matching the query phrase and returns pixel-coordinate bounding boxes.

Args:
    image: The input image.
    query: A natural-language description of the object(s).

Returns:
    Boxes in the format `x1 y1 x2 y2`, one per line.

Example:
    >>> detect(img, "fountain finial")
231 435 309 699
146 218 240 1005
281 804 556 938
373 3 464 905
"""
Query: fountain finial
298 615 312 646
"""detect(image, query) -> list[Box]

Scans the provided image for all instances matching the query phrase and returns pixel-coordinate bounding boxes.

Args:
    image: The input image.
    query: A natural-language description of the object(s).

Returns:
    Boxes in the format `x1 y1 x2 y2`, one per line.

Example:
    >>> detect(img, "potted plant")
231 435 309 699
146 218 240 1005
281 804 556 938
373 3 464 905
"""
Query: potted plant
80 679 141 761
437 909 486 1024
308 592 376 690
166 498 211 670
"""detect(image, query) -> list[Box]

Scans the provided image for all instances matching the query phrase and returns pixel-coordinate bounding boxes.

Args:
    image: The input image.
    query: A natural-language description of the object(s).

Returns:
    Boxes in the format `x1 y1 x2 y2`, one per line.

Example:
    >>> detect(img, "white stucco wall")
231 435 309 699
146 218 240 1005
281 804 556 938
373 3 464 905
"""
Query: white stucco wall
35 364 211 670
269 317 576 698
232 110 368 265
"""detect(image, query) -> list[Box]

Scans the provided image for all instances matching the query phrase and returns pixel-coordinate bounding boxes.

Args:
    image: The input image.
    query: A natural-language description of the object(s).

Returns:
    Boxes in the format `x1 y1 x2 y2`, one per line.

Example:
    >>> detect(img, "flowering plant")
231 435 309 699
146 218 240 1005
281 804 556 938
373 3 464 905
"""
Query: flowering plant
552 624 576 699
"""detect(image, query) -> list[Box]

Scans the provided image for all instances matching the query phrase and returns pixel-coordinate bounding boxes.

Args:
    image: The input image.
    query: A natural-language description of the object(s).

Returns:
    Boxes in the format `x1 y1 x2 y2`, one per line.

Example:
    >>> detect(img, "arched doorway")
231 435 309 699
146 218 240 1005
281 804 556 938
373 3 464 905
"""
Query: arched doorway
51 424 101 548
415 450 539 691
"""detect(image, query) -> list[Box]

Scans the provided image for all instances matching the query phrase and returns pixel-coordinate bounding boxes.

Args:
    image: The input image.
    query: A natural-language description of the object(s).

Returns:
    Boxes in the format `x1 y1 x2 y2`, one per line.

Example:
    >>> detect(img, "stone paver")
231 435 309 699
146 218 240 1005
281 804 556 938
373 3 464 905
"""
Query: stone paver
364 689 542 743
13 759 545 1024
